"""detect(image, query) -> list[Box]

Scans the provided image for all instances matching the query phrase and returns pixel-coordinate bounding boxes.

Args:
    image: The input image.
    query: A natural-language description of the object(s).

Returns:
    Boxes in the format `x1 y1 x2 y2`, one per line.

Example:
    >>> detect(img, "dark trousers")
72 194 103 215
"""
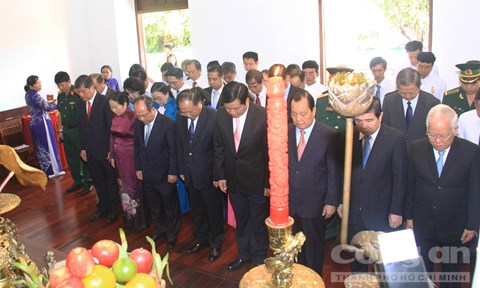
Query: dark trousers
143 181 180 240
87 155 118 216
188 185 224 249
229 191 268 264
415 233 464 288
63 127 90 186
348 215 370 273
292 214 326 276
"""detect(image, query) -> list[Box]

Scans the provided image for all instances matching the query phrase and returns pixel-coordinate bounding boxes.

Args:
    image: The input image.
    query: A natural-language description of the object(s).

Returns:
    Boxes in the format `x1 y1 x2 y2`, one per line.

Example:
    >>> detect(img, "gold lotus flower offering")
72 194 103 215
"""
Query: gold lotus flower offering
328 72 375 117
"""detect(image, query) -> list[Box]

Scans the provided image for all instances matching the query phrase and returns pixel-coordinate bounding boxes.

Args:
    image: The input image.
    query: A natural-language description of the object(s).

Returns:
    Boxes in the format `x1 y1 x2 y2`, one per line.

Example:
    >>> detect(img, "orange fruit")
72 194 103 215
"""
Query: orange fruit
125 273 157 288
82 265 116 288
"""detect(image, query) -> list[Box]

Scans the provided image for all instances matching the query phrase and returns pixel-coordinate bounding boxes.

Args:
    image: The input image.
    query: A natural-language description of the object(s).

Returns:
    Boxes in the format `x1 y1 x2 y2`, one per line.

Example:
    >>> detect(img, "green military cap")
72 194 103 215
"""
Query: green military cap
455 60 480 83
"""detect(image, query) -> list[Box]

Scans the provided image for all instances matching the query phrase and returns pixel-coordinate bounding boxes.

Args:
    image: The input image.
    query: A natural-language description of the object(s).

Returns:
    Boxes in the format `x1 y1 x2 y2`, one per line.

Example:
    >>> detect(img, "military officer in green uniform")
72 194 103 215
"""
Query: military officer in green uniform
54 72 93 194
443 60 480 116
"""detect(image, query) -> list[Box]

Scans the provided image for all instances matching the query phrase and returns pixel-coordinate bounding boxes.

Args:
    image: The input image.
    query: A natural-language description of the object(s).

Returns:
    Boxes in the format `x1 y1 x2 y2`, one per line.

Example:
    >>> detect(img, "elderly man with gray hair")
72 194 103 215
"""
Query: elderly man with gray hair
405 104 480 288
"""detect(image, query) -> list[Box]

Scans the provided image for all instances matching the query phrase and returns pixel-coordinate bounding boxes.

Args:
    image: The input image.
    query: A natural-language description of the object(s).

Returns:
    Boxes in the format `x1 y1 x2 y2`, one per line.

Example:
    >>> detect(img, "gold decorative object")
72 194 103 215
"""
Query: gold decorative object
327 73 375 245
240 217 324 288
0 145 48 287
239 264 324 288
342 231 384 264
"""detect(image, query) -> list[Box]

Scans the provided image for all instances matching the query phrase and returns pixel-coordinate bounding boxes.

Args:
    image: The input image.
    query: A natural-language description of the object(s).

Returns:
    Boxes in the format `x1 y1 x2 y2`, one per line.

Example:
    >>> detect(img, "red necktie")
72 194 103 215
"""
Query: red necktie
87 101 92 119
234 117 241 152
255 94 261 106
297 129 306 160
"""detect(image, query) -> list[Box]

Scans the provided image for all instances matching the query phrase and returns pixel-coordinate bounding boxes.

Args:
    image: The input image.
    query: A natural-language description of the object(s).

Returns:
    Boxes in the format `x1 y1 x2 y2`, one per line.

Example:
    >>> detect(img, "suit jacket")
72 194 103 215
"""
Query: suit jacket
176 106 217 189
213 104 269 195
286 86 305 123
288 120 340 218
404 137 480 243
204 87 223 109
349 124 407 231
134 111 177 183
78 92 112 159
382 90 440 147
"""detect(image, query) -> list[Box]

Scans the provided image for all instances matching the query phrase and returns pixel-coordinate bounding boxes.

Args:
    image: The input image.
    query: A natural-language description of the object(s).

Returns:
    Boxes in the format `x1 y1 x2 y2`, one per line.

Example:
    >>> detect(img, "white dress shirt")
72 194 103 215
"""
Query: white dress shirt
375 77 396 105
186 76 208 89
458 109 480 145
305 81 328 104
171 83 191 98
402 94 419 116
420 73 447 102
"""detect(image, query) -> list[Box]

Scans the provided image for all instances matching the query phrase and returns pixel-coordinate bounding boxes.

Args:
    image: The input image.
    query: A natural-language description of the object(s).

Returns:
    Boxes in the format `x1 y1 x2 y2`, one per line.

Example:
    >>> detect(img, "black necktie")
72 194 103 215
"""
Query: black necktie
406 101 413 128
255 94 261 106
188 119 195 145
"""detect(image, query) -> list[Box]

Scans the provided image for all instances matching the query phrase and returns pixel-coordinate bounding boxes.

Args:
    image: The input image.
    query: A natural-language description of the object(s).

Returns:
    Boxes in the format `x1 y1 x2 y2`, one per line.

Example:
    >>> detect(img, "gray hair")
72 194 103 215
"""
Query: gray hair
396 68 421 88
426 104 458 132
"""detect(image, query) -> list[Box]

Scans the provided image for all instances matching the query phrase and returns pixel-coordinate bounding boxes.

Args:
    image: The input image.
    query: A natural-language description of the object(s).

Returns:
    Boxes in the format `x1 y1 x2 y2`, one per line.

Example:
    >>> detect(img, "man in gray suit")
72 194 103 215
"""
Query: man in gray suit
382 68 440 148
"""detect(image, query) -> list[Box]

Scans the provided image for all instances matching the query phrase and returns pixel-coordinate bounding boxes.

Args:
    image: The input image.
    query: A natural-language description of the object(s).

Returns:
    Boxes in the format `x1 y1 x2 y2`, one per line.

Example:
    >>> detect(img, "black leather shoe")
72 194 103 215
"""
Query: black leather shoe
81 184 94 195
166 238 177 249
106 214 117 224
208 248 222 262
186 243 205 255
227 258 250 271
89 212 104 221
66 183 83 193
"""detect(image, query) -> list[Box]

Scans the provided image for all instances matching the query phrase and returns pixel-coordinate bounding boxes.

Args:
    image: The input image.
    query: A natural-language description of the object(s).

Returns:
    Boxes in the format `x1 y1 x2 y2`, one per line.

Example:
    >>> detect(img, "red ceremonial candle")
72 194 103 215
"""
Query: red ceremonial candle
266 73 289 225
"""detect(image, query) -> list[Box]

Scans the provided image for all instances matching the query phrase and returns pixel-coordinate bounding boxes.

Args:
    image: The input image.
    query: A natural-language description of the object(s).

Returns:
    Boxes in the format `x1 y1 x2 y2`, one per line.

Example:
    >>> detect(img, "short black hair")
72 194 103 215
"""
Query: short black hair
207 60 220 70
365 97 382 118
302 60 319 71
396 68 421 88
242 51 258 62
405 40 423 52
221 81 250 105
369 57 387 69
74 74 94 89
131 69 147 81
54 71 70 84
177 87 205 106
207 64 223 76
129 64 145 77
109 91 129 105
161 63 174 73
166 67 184 79
290 90 315 111
151 82 170 95
416 52 436 64
123 77 146 94
286 64 300 75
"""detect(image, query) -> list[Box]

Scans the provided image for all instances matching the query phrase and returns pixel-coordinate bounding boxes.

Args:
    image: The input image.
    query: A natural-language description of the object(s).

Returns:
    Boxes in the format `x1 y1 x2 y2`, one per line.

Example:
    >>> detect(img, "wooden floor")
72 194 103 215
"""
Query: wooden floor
2 170 474 287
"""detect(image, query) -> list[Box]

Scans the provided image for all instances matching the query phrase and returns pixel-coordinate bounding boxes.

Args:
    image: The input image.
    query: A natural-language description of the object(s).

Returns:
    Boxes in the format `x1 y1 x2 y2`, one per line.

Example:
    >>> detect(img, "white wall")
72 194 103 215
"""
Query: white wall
0 0 138 111
188 0 320 83
432 0 479 90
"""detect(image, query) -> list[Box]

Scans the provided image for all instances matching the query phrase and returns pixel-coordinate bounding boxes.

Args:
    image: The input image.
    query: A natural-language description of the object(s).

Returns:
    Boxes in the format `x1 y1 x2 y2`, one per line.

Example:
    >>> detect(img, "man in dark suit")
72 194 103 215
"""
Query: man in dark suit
204 64 225 109
134 96 180 248
382 68 440 148
338 98 407 272
278 65 306 123
246 70 267 108
90 73 115 97
405 104 480 288
176 89 224 262
288 90 340 276
214 81 269 271
75 75 119 224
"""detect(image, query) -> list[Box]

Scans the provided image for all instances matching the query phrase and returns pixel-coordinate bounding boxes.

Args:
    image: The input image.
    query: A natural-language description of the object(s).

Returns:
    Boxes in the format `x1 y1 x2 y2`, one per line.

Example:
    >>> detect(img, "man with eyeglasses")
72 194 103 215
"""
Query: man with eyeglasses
175 89 224 263
405 104 480 288
416 52 446 102
166 67 191 98
382 68 440 149
302 60 328 102
338 97 407 272
133 96 180 248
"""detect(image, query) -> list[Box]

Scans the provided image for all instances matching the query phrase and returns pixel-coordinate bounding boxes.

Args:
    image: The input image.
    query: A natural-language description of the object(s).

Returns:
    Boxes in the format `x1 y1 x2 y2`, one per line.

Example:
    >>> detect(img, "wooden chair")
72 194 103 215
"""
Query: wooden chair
0 117 36 164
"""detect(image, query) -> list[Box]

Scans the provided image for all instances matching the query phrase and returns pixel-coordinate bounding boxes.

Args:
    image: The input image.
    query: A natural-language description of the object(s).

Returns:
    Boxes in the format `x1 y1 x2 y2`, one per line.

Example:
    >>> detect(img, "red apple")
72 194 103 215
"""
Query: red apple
57 276 85 288
66 247 95 278
91 240 120 267
130 248 153 274
49 266 71 288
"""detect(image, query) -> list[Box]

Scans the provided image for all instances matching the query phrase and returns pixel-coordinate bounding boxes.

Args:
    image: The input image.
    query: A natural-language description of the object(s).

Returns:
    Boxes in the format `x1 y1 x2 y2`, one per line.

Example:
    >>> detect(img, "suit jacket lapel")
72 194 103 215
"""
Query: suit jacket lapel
410 94 426 129
362 126 385 173
288 125 298 162
440 138 459 178
145 114 159 147
423 141 438 179
192 108 208 148
298 122 319 165
395 96 407 131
